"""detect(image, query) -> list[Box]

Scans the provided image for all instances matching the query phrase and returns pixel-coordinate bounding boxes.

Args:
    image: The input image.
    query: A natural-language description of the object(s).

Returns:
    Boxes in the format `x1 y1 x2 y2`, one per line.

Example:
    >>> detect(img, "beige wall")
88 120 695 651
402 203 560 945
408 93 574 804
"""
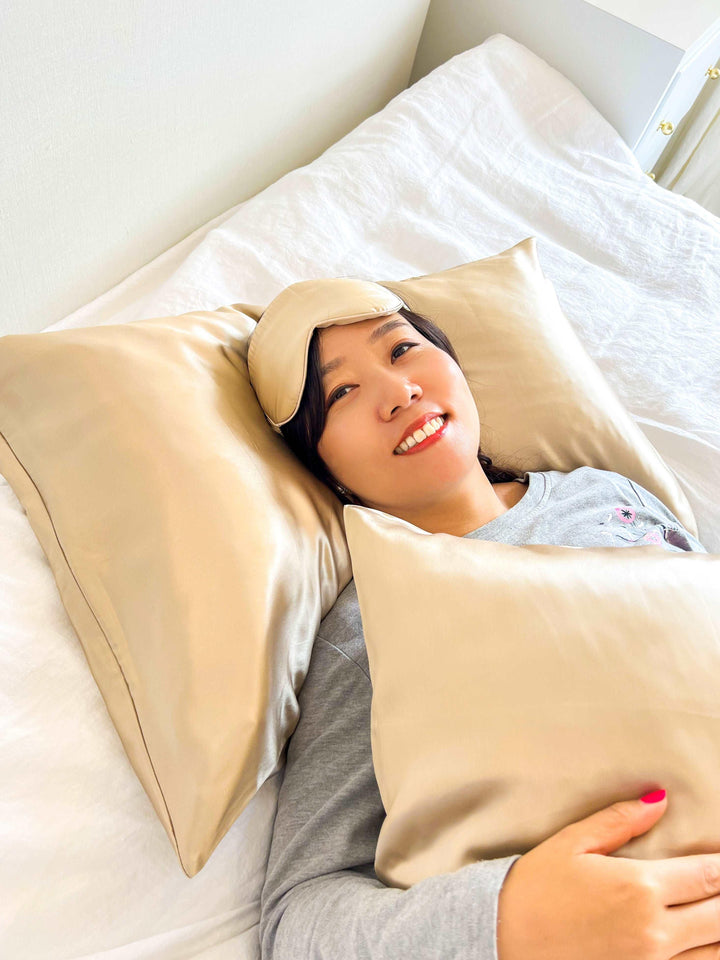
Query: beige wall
0 0 431 335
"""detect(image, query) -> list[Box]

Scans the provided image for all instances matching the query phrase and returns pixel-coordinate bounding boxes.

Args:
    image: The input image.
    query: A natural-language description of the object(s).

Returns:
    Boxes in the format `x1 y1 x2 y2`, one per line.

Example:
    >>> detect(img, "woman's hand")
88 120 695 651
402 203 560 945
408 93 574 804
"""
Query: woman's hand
497 791 720 959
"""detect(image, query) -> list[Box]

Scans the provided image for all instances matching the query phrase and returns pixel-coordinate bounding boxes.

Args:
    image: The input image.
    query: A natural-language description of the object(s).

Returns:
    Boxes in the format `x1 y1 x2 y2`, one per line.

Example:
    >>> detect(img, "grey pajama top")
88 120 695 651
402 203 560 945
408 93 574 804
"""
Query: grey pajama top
259 466 707 960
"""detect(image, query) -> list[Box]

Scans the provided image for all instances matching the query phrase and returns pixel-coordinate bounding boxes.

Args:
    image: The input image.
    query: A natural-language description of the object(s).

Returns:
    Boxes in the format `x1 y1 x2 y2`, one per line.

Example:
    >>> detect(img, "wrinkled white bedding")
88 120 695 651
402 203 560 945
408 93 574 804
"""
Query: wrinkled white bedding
2 32 718 960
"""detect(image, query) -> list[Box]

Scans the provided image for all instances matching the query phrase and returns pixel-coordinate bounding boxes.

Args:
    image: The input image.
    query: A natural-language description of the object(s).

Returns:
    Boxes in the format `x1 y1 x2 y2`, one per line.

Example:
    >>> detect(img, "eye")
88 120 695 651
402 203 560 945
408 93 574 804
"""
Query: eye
326 341 419 408
391 341 416 361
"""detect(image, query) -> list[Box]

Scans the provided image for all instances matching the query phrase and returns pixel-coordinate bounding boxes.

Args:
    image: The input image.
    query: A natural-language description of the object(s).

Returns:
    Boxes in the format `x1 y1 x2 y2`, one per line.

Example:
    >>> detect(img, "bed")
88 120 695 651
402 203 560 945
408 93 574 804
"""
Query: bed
2 30 719 960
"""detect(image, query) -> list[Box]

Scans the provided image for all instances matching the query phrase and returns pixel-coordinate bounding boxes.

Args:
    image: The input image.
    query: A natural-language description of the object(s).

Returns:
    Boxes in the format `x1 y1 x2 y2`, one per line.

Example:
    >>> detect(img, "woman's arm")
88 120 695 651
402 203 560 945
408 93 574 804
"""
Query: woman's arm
259 634 521 959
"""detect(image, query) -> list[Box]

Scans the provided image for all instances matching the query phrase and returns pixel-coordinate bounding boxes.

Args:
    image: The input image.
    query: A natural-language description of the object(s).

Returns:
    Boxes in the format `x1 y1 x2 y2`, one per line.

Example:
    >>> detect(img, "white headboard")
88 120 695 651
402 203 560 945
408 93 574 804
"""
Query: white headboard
0 0 431 335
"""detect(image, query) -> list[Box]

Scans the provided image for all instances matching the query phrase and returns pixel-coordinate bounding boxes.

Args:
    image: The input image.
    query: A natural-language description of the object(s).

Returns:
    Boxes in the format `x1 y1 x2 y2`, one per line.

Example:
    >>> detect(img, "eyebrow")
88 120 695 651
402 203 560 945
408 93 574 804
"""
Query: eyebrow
320 319 408 380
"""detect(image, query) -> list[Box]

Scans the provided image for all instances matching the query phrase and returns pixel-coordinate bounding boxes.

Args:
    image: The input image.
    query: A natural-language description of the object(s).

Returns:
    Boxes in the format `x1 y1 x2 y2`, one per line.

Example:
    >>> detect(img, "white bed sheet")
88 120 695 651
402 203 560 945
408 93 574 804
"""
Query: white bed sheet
2 32 719 960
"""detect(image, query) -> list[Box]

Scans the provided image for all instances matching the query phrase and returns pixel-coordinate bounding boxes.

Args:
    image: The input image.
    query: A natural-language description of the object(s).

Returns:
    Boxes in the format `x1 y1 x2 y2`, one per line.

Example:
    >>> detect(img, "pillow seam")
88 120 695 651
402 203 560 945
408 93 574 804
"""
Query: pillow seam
0 427 180 861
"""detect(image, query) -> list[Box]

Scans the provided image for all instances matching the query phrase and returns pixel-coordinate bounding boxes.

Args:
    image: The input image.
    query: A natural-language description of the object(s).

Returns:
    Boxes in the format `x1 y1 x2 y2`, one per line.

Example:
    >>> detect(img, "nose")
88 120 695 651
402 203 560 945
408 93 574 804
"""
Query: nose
378 373 422 420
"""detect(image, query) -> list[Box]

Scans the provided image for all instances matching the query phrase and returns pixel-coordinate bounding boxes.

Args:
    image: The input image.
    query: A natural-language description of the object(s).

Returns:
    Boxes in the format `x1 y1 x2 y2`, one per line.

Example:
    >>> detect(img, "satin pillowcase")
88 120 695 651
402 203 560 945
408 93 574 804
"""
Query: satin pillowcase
0 307 353 877
0 236 696 876
344 503 720 890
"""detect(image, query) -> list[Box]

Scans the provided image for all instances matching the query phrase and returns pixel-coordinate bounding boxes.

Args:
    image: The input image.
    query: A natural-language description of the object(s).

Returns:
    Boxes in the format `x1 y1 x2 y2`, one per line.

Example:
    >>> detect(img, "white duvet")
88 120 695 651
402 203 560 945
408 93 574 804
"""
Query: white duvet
2 33 718 960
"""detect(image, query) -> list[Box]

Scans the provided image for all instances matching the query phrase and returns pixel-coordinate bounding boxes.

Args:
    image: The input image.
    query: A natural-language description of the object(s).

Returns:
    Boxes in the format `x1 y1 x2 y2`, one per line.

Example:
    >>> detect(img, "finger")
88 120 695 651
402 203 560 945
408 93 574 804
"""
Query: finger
648 854 720 906
672 945 720 959
665 894 720 957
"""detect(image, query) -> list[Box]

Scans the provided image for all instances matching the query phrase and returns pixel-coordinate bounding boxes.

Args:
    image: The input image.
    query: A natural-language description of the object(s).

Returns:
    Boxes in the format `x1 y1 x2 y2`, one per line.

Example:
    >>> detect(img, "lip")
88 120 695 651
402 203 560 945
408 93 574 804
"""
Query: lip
393 412 447 455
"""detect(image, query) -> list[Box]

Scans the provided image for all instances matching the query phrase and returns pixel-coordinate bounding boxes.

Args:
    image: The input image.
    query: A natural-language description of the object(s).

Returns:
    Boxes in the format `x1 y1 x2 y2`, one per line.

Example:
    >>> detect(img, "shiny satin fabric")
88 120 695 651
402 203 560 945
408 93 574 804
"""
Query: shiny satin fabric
344 504 720 890
0 307 352 877
247 278 405 430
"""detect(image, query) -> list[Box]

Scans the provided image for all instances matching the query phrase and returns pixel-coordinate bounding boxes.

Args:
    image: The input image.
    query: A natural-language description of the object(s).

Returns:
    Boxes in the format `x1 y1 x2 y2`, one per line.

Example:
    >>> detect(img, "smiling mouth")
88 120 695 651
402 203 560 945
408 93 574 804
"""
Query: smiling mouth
393 414 449 455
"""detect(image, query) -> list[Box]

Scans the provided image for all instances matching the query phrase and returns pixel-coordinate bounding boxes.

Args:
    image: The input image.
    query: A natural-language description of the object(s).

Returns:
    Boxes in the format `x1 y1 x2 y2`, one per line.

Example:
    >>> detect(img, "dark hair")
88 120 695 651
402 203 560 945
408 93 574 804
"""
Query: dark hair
280 306 524 505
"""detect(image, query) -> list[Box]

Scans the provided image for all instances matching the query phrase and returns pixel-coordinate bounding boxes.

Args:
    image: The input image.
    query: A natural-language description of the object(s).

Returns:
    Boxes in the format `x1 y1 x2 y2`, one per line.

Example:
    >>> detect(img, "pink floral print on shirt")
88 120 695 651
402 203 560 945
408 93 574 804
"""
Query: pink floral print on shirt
601 502 693 550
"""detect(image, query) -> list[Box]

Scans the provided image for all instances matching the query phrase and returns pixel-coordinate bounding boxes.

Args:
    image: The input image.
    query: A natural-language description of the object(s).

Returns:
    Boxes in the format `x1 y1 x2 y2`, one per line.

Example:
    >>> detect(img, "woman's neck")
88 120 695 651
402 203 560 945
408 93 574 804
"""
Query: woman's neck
373 466 529 537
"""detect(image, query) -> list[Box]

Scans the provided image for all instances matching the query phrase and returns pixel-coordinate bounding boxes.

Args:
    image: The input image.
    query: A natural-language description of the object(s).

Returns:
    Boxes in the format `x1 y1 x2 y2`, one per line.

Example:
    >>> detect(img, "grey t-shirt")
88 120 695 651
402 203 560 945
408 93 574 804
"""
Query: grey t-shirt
259 467 707 959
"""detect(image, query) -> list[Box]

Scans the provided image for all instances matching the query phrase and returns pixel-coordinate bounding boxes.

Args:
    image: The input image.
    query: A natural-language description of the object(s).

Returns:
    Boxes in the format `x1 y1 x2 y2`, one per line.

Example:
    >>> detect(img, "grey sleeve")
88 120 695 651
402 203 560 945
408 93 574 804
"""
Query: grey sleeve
259 635 521 960
626 478 708 552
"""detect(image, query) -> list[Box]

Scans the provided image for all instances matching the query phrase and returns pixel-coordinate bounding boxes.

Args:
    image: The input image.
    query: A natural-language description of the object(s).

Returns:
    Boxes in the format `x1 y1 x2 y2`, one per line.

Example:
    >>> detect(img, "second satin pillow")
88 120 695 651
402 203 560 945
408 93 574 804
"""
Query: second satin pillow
343 503 720 890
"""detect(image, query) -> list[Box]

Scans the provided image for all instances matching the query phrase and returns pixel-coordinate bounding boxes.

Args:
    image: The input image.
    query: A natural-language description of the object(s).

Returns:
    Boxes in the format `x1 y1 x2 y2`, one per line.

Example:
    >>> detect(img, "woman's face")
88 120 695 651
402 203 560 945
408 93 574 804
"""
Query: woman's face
316 313 483 515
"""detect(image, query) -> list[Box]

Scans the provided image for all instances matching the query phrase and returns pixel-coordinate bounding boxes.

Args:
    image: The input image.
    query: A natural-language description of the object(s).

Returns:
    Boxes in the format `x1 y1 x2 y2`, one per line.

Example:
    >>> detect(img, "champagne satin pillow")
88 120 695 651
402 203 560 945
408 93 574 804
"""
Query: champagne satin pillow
0 307 352 877
344 504 720 890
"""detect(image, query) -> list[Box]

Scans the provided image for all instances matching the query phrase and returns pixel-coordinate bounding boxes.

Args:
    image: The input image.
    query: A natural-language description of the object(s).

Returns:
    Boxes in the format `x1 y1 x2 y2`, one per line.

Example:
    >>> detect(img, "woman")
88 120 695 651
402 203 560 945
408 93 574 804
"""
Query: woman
248 278 714 960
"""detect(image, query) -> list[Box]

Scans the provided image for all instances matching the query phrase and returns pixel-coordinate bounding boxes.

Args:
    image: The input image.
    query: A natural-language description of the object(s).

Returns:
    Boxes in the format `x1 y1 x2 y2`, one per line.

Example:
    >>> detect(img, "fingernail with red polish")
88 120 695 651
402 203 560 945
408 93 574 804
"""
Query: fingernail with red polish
640 789 666 803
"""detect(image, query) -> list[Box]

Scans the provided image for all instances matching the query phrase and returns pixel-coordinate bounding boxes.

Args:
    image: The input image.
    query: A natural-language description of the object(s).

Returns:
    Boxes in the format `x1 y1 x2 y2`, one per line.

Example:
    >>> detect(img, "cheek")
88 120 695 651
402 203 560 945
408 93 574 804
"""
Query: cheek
317 419 349 468
316 429 330 465
449 369 475 408
434 356 463 389
320 415 384 470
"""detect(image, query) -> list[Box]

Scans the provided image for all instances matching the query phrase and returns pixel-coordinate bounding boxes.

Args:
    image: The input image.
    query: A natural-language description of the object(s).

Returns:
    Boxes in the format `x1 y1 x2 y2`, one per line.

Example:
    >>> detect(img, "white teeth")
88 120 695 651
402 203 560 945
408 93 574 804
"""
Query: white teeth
395 416 446 455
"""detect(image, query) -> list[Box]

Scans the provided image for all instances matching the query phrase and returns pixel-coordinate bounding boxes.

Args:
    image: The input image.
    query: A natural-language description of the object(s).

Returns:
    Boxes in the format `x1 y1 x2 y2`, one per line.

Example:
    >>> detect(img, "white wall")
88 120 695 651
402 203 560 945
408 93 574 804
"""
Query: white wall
584 0 720 50
409 0 683 154
0 0 430 335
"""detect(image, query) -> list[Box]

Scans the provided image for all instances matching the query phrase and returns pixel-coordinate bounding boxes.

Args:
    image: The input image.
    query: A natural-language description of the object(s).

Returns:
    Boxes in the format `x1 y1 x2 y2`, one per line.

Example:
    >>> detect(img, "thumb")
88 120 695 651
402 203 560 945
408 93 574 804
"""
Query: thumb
560 789 668 857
